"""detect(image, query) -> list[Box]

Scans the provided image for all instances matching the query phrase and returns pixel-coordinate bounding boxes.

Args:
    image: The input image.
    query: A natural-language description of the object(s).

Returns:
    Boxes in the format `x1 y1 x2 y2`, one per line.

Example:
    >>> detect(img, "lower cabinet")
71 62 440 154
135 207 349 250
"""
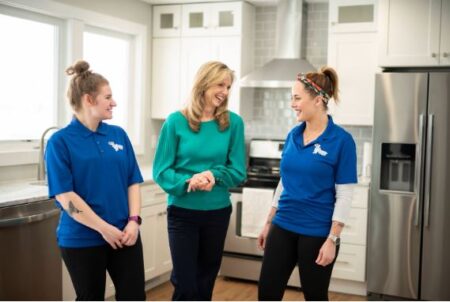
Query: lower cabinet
330 184 369 295
141 202 172 281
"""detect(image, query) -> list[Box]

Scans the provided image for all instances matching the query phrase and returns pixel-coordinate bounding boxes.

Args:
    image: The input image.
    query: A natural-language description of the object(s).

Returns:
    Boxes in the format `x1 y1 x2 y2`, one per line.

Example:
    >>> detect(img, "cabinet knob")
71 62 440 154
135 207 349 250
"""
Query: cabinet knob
443 52 449 58
431 53 437 58
331 21 336 26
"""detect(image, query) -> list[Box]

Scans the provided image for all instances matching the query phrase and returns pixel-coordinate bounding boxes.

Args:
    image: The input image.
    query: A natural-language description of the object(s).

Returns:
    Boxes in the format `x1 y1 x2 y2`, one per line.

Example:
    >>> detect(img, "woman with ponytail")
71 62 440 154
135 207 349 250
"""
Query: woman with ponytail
257 66 357 301
45 60 145 300
152 61 246 300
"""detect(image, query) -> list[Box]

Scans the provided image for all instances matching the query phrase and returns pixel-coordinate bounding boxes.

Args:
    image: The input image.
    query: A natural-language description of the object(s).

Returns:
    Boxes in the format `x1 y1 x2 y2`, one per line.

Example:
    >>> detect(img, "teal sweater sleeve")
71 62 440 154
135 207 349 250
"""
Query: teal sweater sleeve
210 114 247 188
152 115 190 197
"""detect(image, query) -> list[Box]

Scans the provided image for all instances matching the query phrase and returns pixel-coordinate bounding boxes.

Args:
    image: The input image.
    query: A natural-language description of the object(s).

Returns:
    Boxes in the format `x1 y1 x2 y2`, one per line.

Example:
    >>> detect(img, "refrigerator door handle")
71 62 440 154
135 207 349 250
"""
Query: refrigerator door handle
415 114 426 226
424 114 434 227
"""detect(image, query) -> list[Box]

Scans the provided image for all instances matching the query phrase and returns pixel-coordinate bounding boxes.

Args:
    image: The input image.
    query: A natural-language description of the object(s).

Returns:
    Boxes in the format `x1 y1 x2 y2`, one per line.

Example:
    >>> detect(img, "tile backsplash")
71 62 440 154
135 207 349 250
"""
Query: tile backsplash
245 3 373 177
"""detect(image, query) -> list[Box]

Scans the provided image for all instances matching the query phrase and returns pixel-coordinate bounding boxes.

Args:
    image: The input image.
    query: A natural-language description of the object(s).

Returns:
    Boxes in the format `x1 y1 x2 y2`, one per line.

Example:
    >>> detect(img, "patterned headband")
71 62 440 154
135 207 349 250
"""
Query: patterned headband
297 73 331 104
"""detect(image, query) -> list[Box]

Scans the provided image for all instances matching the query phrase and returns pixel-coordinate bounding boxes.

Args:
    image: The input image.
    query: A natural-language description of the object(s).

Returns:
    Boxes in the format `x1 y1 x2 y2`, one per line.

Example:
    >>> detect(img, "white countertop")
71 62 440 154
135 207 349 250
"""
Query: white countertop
0 164 154 208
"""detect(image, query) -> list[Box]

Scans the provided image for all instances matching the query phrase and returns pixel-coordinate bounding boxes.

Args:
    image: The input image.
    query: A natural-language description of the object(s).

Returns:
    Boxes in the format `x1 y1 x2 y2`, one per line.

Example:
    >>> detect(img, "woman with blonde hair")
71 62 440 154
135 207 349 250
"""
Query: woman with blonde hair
257 66 357 301
153 61 246 300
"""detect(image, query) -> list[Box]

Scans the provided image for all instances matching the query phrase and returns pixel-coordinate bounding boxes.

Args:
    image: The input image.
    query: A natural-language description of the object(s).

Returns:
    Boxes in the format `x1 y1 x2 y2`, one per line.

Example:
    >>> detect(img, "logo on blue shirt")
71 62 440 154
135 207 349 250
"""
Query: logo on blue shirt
313 143 327 156
108 141 124 152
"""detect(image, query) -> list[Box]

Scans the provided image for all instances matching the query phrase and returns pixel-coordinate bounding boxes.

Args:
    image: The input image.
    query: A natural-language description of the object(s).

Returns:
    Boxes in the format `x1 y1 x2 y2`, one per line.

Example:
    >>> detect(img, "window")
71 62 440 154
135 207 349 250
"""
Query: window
0 1 147 166
83 27 133 132
0 8 62 140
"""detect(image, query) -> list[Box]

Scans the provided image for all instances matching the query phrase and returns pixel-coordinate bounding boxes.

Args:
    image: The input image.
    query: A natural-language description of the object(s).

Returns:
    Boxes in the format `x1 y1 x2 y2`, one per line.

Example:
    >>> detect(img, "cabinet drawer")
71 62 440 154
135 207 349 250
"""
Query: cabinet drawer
352 185 369 208
332 243 366 282
141 183 167 207
341 208 367 245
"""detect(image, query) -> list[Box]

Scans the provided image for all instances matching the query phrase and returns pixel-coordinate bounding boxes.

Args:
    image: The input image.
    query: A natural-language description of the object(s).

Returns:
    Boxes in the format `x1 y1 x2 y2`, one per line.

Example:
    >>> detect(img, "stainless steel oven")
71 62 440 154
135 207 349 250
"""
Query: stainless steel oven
220 139 301 287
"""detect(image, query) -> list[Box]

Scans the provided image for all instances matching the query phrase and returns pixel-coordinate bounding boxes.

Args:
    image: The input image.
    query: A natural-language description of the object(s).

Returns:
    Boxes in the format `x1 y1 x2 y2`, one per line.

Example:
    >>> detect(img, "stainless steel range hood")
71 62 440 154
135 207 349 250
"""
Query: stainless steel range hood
241 0 315 88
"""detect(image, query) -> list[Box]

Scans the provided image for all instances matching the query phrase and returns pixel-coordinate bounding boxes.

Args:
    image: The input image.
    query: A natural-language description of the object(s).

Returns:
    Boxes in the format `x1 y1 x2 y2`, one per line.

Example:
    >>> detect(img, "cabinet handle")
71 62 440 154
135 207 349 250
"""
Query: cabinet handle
443 52 449 58
331 21 336 26
431 53 438 58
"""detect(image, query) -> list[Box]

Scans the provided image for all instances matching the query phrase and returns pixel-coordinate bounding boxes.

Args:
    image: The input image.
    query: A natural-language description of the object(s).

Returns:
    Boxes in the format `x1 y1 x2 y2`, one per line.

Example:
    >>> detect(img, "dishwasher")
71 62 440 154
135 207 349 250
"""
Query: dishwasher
0 199 62 300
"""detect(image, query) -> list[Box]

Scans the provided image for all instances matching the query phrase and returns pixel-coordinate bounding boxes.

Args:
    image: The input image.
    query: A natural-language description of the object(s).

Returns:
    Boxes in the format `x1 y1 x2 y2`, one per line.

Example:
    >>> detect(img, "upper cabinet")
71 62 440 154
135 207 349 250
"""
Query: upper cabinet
329 0 378 33
151 2 254 120
378 0 450 67
327 0 379 126
153 5 181 37
182 2 242 36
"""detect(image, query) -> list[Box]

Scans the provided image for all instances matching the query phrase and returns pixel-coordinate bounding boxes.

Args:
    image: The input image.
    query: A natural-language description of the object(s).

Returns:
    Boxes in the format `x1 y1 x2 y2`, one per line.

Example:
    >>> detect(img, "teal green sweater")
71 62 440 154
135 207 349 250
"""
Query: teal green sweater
152 111 247 210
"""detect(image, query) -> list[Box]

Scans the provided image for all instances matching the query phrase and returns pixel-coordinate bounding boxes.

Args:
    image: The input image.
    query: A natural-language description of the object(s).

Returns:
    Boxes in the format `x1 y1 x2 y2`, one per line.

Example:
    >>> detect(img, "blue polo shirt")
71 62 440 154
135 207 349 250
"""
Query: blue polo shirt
273 115 357 237
45 117 143 248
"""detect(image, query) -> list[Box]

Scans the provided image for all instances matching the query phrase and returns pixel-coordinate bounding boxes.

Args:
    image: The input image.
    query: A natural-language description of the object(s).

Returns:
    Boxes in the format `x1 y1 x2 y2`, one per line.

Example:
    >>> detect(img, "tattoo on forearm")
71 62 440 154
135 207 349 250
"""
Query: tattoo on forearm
68 200 83 216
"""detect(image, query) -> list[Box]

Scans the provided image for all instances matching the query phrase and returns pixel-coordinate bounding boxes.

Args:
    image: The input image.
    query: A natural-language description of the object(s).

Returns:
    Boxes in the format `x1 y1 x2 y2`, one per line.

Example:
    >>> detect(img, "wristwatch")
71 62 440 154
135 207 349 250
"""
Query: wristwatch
327 234 341 246
128 215 142 225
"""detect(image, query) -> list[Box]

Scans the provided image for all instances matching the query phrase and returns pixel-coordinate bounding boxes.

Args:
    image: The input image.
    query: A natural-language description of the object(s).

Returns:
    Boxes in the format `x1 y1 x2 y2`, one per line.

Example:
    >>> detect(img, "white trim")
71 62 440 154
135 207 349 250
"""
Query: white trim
0 0 148 164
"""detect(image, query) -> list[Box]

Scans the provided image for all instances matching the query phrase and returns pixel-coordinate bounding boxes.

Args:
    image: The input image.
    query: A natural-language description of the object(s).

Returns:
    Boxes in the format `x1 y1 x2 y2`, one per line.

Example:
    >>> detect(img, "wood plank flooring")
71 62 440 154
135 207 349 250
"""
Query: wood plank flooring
146 276 367 301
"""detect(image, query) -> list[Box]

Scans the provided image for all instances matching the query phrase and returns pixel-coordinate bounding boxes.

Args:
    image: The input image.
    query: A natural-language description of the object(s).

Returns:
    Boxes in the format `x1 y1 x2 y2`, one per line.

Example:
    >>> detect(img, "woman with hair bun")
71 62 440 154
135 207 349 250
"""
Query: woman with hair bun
257 66 357 301
45 60 145 300
153 61 246 300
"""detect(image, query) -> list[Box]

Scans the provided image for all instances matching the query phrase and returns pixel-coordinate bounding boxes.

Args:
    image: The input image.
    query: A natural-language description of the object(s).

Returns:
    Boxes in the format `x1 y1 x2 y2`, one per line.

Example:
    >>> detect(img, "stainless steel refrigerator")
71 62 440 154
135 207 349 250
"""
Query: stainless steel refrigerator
367 71 450 300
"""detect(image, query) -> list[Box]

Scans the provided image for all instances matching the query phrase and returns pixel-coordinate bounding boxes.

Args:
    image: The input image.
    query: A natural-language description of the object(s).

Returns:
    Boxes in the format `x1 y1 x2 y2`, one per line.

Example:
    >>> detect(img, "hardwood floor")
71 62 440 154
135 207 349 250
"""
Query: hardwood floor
146 276 367 301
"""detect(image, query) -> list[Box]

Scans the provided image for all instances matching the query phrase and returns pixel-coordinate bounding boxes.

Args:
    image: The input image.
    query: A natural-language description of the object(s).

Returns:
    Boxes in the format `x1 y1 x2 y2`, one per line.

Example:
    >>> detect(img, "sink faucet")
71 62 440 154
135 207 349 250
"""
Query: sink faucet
37 126 60 181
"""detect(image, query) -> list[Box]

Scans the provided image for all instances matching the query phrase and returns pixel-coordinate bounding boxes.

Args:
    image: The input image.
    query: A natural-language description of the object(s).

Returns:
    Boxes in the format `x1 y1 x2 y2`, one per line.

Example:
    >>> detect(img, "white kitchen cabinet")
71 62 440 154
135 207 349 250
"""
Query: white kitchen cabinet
182 2 241 37
331 184 369 293
140 182 172 280
151 38 181 119
151 2 254 119
329 0 378 33
378 0 450 67
327 32 378 125
153 5 181 38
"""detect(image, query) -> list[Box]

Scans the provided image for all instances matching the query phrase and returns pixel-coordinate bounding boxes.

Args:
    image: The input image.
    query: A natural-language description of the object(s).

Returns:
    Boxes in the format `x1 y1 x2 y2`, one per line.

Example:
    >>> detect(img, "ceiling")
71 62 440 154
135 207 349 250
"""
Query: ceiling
141 0 327 6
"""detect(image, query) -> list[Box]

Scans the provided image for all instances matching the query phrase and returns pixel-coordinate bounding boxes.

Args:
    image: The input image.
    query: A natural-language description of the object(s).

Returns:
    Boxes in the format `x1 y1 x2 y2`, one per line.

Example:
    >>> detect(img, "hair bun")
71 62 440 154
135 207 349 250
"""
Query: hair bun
66 60 90 76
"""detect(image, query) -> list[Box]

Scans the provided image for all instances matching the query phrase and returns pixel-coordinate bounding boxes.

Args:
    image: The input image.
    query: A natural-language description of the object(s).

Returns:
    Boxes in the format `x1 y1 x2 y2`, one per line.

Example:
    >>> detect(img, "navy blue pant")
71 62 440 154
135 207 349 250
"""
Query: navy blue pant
167 205 231 301
60 235 145 301
258 224 339 301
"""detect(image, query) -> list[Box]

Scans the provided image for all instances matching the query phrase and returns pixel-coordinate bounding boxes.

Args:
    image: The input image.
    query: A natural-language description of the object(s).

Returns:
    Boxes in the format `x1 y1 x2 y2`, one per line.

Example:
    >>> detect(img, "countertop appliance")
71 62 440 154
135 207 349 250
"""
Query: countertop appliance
221 139 301 287
0 199 61 300
367 71 450 300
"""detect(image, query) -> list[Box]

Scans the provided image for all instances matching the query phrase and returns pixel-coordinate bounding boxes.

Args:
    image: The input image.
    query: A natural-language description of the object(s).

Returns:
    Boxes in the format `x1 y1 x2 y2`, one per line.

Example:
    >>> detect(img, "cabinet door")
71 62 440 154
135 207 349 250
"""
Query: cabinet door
211 36 241 114
378 0 441 67
151 38 181 119
155 207 172 276
141 205 158 280
180 37 214 103
153 5 181 38
341 208 368 245
182 4 211 37
329 0 378 33
327 32 378 125
332 243 366 281
210 2 242 36
440 0 450 65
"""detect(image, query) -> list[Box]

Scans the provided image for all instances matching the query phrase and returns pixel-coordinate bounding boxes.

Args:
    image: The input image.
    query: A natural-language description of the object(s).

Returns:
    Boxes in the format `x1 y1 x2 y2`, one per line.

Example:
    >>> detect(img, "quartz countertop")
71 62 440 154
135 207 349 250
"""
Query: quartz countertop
0 164 154 208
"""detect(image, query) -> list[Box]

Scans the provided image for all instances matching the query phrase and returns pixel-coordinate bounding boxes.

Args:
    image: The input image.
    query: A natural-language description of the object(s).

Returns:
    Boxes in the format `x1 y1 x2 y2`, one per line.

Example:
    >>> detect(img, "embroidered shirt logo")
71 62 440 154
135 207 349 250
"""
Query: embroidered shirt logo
108 141 123 152
313 143 328 156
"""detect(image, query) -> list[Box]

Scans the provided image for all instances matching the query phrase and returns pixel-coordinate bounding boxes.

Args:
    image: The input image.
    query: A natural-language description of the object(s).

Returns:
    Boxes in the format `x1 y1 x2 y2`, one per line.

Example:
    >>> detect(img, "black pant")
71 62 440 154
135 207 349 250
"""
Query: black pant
60 235 145 301
258 224 340 301
167 205 231 301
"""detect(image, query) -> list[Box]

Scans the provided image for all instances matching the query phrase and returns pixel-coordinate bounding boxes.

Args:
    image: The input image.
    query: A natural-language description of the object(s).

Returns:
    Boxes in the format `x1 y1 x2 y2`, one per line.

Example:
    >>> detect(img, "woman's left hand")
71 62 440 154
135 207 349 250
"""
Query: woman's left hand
121 221 140 246
315 239 336 266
